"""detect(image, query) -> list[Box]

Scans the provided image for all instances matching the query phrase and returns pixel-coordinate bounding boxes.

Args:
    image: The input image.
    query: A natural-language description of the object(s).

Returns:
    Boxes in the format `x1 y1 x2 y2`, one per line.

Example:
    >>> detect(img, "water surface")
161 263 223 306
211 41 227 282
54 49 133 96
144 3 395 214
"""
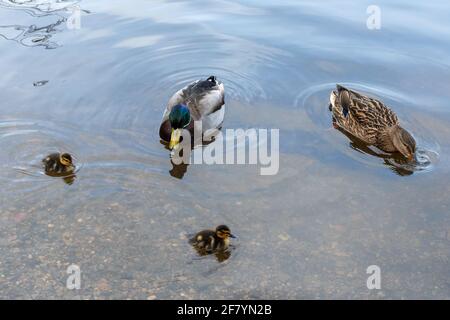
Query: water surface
0 0 449 299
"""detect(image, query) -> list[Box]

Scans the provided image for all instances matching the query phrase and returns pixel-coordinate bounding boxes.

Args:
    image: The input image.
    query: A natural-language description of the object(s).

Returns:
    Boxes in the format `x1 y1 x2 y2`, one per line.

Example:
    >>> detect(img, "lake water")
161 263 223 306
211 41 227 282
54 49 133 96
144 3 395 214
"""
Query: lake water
0 0 449 299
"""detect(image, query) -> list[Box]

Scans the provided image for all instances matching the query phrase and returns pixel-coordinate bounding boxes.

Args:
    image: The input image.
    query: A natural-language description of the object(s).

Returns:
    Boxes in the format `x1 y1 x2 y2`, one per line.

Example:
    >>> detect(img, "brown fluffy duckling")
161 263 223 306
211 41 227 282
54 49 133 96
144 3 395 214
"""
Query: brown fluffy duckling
42 152 75 176
190 225 235 252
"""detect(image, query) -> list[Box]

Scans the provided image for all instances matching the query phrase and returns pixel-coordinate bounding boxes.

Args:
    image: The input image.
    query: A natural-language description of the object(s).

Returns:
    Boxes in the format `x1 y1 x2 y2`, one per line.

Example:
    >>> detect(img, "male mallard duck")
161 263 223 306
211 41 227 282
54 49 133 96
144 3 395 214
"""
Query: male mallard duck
159 76 225 150
42 152 75 176
329 85 416 161
190 225 235 252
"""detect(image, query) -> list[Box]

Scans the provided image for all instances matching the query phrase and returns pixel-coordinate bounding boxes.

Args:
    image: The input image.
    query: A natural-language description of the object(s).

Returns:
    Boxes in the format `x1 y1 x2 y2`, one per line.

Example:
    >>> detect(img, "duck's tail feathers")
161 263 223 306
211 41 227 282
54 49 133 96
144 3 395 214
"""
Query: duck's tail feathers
336 84 348 92
207 75 217 83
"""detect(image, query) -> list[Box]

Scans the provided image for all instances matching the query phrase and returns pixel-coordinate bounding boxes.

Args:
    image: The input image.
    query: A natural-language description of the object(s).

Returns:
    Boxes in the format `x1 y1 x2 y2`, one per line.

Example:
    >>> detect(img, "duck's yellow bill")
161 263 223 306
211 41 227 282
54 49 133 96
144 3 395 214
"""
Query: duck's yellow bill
169 128 182 150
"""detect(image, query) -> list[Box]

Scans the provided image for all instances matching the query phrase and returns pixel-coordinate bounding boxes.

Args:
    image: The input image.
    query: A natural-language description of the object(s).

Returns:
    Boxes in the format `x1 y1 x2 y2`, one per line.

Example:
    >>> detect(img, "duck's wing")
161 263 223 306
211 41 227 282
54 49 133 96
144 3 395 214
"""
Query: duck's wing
184 76 225 121
190 230 215 248
42 153 58 166
337 85 398 128
161 76 225 119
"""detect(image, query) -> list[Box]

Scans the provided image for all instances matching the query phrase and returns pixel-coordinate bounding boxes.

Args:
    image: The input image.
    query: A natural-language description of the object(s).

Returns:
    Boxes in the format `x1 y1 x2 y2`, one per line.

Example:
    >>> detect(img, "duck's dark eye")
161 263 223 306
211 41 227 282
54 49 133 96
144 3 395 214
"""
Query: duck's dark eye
207 76 216 83
65 155 72 162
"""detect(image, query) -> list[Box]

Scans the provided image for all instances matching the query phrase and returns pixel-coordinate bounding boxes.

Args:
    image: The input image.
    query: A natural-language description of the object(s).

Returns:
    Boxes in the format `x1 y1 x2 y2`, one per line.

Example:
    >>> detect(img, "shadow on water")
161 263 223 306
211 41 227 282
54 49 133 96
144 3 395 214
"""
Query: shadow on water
160 139 191 179
191 247 232 263
42 170 78 185
169 160 188 179
161 130 221 179
15 166 78 184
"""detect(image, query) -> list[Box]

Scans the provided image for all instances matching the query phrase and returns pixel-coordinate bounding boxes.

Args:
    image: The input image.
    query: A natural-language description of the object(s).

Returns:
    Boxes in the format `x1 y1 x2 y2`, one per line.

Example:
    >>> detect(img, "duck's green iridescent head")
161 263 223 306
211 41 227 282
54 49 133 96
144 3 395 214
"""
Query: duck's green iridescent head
169 104 190 149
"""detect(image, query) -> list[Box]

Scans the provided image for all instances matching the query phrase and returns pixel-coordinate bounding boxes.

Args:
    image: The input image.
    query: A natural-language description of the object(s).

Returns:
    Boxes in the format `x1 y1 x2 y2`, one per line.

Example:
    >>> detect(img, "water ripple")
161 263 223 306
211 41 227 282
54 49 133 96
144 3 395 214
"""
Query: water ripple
113 34 292 103
0 0 86 49
0 0 81 17
0 119 83 184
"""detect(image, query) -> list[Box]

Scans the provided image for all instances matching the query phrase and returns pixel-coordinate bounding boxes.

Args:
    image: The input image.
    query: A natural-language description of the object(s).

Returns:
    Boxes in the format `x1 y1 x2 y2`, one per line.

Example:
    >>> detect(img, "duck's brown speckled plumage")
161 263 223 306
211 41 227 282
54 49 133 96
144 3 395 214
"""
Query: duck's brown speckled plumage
329 85 416 161
330 85 399 146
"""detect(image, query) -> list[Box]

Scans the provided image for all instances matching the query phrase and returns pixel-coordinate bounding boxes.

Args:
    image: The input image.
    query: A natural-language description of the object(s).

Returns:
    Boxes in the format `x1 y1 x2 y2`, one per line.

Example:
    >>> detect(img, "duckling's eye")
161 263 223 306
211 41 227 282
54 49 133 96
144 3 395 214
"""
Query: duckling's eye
61 155 73 165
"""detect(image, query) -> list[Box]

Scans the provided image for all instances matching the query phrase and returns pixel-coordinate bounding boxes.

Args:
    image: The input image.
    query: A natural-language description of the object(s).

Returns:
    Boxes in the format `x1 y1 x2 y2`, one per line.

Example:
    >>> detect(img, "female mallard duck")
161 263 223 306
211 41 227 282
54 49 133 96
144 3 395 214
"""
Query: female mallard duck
42 152 75 176
329 85 416 161
159 76 225 150
190 225 235 252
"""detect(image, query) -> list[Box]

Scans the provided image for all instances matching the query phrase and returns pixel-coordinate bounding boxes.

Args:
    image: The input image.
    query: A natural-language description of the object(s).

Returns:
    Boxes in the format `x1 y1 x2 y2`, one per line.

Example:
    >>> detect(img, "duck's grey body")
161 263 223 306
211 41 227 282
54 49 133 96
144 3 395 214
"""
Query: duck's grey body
159 76 225 142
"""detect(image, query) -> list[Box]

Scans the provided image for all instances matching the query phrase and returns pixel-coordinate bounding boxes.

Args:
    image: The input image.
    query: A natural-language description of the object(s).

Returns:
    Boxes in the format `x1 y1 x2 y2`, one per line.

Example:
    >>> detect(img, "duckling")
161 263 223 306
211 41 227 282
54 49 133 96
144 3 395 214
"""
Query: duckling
42 152 75 176
190 225 235 252
159 76 225 150
329 85 416 161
